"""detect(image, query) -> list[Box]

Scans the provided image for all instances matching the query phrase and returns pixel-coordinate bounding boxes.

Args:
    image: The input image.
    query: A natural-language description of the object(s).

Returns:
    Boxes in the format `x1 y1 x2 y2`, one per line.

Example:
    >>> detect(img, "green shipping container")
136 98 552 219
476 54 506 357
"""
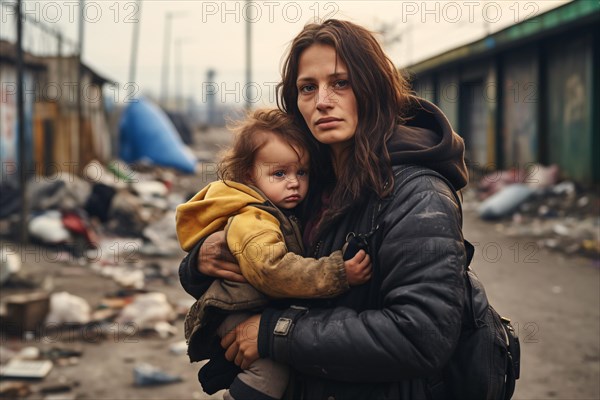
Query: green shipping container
546 34 594 184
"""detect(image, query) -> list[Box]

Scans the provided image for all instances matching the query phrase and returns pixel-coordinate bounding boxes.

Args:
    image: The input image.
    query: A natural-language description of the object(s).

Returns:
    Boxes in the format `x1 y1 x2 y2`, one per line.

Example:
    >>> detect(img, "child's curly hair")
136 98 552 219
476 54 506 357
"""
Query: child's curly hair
218 109 312 183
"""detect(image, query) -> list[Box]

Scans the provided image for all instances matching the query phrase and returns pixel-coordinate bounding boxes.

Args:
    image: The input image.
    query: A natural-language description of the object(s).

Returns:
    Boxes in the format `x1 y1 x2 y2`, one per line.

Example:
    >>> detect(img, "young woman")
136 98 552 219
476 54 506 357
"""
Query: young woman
176 109 370 400
180 19 469 399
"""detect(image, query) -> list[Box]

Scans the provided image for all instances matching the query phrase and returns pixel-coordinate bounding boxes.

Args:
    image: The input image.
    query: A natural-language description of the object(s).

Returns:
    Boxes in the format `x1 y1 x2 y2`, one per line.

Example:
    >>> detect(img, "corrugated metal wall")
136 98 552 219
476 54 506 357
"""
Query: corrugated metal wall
0 64 35 181
437 70 459 130
502 48 539 168
546 33 594 183
460 80 488 167
411 34 597 183
414 76 436 103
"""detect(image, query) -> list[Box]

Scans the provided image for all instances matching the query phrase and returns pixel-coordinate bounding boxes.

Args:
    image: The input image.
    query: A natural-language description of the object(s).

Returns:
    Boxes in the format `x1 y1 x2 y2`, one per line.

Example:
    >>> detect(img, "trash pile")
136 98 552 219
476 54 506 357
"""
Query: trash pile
0 157 203 394
0 160 186 267
468 164 599 260
0 155 197 310
0 108 234 395
0 286 194 396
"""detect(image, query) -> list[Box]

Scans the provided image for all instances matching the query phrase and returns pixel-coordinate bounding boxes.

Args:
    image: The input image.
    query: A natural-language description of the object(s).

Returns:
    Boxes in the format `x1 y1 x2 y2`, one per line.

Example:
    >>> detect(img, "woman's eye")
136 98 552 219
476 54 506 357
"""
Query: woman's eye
299 84 316 94
333 79 349 89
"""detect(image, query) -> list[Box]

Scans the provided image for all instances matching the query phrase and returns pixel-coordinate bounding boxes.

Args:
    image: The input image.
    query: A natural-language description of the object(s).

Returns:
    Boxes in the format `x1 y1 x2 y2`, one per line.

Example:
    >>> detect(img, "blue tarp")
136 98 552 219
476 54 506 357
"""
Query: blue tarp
119 98 197 173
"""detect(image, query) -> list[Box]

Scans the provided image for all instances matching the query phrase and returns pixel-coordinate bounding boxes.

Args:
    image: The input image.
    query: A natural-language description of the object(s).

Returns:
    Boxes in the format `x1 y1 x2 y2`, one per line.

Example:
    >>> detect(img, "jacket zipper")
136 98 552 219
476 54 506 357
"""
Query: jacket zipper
313 240 323 258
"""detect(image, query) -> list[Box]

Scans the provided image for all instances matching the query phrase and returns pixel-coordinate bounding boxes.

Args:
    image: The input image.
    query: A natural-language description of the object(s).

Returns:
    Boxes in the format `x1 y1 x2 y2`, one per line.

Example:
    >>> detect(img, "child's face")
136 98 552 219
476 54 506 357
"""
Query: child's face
250 132 309 209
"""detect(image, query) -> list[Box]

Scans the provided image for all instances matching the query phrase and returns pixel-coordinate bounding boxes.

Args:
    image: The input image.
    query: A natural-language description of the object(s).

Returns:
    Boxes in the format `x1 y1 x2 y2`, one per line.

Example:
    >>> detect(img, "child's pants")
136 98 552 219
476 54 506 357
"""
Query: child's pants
218 312 289 400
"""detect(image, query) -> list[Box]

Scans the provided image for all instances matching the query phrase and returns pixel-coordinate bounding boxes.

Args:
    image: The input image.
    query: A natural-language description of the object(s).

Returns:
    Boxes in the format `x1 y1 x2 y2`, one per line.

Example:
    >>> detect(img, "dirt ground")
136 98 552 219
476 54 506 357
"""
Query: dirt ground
464 211 599 399
1 127 598 399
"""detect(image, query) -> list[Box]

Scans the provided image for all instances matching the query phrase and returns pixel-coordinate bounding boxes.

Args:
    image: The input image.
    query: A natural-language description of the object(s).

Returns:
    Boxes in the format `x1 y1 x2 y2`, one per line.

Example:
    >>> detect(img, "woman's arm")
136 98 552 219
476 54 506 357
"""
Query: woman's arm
236 176 466 381
179 231 246 300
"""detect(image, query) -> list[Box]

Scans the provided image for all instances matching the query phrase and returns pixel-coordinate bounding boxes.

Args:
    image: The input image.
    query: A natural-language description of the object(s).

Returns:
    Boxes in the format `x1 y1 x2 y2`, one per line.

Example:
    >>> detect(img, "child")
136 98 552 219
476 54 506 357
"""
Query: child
176 109 371 400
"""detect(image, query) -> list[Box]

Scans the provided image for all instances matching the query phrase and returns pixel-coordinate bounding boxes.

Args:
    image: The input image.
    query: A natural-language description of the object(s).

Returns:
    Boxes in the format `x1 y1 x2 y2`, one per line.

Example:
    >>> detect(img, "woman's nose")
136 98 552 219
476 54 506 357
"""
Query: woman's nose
315 87 334 110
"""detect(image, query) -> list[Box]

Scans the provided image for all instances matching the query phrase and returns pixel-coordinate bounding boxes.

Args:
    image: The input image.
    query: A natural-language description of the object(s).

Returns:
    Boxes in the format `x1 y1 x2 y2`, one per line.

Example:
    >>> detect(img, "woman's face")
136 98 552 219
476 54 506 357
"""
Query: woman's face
296 44 358 154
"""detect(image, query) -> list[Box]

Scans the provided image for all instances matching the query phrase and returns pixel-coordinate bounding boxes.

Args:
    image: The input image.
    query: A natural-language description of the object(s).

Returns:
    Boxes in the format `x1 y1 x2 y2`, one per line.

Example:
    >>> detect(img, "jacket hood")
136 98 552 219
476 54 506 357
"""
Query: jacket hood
175 181 266 251
387 97 468 190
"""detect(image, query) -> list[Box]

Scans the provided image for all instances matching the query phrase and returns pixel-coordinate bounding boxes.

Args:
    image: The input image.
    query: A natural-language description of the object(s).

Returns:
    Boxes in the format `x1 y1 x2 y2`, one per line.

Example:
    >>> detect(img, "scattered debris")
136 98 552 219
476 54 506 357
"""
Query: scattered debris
0 247 21 286
0 381 32 398
0 346 17 365
46 292 91 326
4 292 50 333
133 363 183 386
26 174 91 212
471 166 599 259
0 359 53 379
0 139 217 395
29 211 72 245
477 164 559 200
17 346 40 360
116 293 176 331
44 393 77 400
169 341 188 356
152 321 178 339
42 347 83 362
478 184 536 220
174 298 196 319
93 266 146 289
39 381 79 394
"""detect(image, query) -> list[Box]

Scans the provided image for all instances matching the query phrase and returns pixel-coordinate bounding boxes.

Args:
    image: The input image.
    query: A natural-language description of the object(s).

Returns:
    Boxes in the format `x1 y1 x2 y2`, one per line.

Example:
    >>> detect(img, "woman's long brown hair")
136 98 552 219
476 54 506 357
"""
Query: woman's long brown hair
277 19 413 232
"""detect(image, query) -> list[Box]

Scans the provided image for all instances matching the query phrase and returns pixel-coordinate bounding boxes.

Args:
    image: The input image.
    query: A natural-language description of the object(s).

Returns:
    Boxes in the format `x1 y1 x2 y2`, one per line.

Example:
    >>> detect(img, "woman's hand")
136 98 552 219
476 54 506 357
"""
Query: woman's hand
221 314 261 370
199 230 247 283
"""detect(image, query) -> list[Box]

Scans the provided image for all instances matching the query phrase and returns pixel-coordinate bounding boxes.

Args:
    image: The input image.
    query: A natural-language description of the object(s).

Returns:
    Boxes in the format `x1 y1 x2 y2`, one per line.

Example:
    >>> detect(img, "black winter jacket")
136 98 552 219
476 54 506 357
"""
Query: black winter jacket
179 99 469 399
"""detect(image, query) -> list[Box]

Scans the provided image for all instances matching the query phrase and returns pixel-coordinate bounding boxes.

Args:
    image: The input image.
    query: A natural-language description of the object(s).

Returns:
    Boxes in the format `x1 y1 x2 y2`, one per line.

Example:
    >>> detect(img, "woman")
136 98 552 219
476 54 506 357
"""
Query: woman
180 19 469 399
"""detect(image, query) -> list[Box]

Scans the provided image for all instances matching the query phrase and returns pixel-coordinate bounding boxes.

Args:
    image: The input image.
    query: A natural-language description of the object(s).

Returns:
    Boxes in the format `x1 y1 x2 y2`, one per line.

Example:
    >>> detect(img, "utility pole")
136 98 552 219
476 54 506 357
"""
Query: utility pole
128 0 142 95
245 0 252 112
160 11 183 107
175 38 182 111
175 38 194 112
16 0 28 244
206 69 216 126
161 12 172 105
77 0 85 172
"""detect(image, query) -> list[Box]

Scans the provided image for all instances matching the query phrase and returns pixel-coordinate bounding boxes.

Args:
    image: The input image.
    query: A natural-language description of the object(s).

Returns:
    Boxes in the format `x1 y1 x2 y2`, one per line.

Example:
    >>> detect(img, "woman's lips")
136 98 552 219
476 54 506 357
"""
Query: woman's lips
315 117 342 129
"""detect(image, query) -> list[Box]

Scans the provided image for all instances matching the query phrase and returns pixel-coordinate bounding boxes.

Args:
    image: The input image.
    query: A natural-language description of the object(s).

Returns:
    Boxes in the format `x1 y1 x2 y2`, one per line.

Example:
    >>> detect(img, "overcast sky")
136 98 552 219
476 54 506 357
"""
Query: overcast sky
1 0 570 107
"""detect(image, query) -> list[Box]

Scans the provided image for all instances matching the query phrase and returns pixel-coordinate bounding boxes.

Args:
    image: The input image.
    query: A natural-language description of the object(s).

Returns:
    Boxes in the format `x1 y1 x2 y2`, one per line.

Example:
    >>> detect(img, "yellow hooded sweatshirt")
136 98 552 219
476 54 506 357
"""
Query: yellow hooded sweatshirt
176 180 348 299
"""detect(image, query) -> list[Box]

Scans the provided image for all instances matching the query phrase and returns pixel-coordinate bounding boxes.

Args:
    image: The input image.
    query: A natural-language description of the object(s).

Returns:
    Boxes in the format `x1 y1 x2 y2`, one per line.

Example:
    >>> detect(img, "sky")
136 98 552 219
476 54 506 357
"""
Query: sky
0 0 571 107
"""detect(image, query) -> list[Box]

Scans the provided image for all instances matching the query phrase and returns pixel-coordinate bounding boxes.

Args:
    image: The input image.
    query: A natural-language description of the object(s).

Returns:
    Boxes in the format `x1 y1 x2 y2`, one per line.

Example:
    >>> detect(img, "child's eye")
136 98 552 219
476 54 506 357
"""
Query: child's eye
297 170 308 177
333 79 349 89
273 170 285 178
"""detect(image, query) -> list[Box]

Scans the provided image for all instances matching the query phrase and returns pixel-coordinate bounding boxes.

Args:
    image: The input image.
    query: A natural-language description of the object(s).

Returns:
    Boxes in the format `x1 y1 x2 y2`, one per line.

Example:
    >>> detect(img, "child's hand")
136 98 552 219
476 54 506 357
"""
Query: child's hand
344 250 372 286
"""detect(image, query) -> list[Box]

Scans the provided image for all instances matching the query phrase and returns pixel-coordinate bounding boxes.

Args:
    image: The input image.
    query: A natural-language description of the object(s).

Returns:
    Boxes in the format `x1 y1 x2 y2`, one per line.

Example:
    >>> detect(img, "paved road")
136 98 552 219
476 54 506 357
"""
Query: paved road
463 211 600 399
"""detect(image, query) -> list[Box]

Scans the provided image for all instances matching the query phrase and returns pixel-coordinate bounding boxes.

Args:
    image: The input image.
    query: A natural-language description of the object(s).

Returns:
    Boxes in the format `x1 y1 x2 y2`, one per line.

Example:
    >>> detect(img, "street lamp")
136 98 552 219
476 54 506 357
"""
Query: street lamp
175 37 194 112
245 0 252 112
161 11 185 106
128 0 142 87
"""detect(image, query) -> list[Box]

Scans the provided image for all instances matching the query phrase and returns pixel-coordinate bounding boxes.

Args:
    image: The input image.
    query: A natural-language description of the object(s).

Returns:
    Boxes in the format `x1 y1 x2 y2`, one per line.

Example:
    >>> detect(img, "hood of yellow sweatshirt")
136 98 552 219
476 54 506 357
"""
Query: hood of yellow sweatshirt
175 181 267 251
